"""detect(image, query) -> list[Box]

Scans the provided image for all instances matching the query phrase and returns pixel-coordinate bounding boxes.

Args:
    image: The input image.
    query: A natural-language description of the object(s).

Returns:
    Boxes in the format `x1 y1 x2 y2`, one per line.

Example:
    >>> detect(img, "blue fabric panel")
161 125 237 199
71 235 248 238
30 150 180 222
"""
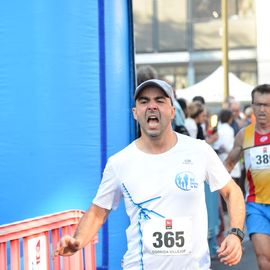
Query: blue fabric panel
102 0 135 269
0 1 135 269
0 1 101 224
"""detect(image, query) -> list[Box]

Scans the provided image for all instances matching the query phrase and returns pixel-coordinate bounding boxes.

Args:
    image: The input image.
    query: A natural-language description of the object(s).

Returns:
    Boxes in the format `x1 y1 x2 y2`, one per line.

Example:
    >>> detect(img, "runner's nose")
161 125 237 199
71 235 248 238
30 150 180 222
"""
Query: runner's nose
147 101 158 111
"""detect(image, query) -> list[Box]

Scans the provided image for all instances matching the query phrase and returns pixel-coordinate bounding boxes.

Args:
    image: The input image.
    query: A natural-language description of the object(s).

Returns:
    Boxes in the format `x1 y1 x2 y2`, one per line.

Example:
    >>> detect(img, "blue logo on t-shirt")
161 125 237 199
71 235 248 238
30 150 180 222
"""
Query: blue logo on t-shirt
175 172 198 191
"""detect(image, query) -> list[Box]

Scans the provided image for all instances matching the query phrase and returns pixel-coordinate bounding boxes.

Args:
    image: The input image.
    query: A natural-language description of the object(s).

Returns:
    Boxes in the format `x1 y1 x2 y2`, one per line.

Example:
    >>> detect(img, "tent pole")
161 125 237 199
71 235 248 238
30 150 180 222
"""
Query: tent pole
222 0 229 102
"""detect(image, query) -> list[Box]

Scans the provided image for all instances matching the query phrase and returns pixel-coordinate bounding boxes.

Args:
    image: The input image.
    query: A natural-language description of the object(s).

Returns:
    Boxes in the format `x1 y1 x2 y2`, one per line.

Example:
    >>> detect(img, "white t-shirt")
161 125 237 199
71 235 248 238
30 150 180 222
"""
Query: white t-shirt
93 133 231 270
212 122 235 160
212 122 241 178
185 118 198 138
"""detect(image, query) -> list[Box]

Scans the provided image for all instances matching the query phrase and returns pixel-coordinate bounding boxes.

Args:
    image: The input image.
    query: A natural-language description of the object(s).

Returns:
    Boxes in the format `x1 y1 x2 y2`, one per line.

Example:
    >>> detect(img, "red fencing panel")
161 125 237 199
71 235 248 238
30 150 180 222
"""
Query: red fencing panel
0 210 96 270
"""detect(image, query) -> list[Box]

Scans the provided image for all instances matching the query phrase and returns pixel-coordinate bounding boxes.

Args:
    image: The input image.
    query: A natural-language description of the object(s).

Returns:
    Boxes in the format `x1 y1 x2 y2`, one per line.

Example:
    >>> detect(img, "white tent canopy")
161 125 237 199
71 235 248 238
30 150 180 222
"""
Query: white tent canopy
176 67 254 103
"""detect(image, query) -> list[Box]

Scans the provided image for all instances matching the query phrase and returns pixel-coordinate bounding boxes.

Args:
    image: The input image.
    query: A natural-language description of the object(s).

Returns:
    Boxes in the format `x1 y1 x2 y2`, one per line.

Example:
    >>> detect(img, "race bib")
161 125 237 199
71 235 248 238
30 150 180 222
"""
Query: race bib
250 145 270 170
142 217 192 256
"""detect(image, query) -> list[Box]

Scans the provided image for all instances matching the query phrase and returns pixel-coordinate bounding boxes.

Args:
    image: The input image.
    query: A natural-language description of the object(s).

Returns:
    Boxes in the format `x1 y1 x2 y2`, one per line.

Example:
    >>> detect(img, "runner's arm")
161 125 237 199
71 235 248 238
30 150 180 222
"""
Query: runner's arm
219 179 245 230
224 129 245 173
54 204 110 256
217 179 245 266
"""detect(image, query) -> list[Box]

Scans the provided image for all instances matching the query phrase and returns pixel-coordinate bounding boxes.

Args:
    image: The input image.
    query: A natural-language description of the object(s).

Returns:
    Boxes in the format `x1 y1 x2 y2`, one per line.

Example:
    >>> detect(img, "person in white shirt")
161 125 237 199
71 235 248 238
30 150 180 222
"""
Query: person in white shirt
213 109 235 162
54 79 245 270
185 101 205 138
213 109 242 191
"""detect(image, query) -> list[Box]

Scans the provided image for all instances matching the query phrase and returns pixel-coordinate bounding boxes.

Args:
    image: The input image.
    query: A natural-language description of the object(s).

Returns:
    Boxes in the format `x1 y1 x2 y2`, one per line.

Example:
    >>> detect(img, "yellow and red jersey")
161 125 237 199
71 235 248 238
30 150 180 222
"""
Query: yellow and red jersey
243 124 270 204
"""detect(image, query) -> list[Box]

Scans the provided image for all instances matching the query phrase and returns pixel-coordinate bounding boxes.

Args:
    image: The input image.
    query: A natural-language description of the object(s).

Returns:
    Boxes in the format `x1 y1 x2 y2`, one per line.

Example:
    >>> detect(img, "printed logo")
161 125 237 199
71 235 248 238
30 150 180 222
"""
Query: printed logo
183 159 193 165
175 172 198 191
260 136 268 143
165 219 172 229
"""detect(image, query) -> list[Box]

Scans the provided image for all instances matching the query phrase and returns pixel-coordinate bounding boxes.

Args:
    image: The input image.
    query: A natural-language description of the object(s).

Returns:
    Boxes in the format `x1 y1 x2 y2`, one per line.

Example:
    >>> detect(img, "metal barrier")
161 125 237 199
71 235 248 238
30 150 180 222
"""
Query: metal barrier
0 210 96 270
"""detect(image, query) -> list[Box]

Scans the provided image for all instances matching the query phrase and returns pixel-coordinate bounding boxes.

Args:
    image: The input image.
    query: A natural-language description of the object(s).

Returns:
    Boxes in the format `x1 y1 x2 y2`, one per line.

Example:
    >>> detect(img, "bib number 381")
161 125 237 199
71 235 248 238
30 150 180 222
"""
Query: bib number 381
143 217 192 256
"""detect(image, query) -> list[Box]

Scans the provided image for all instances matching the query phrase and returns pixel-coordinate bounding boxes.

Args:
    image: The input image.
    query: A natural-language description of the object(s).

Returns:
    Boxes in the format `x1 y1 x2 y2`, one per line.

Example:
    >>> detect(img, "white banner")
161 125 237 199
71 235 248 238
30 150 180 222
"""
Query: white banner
27 235 48 270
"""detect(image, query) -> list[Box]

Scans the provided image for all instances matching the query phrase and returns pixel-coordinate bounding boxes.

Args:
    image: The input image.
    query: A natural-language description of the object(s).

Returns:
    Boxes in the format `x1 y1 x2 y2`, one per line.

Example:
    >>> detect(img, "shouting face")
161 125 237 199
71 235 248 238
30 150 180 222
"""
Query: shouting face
133 86 175 138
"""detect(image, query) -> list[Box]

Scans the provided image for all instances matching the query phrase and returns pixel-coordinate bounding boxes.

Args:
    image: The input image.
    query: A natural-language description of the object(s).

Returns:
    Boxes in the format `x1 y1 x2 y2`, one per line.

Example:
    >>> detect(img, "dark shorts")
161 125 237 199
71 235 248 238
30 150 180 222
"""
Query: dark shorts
246 202 270 236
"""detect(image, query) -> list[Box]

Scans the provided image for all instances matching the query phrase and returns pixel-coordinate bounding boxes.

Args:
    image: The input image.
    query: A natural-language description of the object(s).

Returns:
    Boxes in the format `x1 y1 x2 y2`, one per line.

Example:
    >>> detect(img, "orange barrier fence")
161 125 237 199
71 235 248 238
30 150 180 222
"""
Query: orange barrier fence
0 210 96 270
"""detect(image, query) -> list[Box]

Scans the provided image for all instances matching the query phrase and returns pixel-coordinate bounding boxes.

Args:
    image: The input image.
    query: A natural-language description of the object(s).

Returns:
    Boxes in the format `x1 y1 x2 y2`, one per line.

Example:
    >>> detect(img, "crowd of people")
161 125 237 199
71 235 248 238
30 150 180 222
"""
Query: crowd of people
54 65 270 270
172 82 270 270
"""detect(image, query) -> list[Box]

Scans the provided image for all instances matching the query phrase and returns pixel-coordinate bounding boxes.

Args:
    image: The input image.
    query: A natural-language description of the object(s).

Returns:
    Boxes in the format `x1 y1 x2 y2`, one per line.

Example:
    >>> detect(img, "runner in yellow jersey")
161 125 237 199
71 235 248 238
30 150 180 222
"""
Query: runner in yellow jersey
225 84 270 270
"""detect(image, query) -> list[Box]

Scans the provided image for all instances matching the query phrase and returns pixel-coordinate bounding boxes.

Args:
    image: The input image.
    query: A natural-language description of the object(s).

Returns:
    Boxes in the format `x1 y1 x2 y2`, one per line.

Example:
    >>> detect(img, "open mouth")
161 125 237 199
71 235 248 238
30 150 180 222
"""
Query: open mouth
147 115 159 122
147 115 159 128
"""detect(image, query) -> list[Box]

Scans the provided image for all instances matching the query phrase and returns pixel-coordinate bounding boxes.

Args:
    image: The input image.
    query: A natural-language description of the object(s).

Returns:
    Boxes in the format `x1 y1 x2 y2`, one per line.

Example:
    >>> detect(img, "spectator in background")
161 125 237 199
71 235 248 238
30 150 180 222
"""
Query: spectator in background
185 100 218 144
228 100 244 135
212 109 234 161
192 95 205 105
192 96 209 139
177 97 188 118
171 89 189 135
211 109 235 243
185 101 206 138
137 65 158 86
211 108 246 243
175 97 190 135
243 104 255 127
212 109 244 206
160 76 189 135
222 95 237 109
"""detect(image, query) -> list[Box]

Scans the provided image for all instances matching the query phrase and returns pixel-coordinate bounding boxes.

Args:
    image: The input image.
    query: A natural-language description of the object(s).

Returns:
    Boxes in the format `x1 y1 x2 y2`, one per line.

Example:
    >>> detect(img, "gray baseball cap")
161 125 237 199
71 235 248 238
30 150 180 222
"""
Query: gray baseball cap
134 79 174 101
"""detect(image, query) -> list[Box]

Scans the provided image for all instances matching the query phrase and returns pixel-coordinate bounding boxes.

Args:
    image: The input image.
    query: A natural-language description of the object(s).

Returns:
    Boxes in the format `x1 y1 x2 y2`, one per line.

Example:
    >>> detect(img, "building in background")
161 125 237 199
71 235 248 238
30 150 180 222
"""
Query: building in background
132 0 260 90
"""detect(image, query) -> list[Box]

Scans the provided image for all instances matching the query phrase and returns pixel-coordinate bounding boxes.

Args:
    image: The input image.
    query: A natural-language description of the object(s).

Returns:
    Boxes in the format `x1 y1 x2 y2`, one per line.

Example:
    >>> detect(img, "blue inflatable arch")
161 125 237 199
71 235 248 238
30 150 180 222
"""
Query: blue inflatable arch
0 0 135 269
